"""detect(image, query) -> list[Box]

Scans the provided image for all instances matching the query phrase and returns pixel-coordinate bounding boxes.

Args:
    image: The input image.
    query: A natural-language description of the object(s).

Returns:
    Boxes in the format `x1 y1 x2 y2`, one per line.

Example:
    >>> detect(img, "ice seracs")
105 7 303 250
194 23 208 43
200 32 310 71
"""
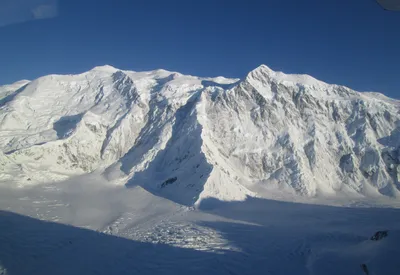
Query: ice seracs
0 65 399 204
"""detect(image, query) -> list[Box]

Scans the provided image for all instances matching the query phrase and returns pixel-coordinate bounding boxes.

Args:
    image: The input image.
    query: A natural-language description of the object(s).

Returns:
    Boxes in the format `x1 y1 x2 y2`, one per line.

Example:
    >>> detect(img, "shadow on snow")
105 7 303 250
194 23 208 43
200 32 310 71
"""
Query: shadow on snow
124 92 212 206
1 197 400 274
0 210 234 275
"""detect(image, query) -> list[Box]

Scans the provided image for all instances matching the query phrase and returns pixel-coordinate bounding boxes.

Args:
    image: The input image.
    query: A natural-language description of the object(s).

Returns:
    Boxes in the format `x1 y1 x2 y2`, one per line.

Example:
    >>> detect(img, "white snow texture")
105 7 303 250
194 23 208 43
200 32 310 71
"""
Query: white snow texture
0 64 399 205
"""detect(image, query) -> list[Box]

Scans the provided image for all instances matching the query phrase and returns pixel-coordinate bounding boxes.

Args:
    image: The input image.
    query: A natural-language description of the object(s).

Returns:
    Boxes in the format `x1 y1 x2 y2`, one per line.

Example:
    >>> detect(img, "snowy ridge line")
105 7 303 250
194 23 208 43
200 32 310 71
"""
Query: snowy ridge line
0 64 399 205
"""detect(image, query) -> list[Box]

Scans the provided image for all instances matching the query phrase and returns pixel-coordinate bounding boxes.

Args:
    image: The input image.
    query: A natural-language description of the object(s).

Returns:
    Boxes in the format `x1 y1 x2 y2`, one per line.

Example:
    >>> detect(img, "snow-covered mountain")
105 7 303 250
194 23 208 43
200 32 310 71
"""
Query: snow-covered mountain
0 65 399 205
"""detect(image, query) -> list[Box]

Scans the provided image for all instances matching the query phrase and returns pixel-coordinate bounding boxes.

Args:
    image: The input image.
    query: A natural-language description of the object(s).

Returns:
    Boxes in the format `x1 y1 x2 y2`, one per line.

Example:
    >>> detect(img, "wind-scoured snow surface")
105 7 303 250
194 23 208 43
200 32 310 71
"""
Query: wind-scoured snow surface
1 65 400 274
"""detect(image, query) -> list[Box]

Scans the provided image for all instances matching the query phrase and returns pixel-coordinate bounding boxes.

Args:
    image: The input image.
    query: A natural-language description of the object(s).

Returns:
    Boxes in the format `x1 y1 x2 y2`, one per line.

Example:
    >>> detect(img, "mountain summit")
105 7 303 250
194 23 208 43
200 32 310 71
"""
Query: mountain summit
0 65 399 205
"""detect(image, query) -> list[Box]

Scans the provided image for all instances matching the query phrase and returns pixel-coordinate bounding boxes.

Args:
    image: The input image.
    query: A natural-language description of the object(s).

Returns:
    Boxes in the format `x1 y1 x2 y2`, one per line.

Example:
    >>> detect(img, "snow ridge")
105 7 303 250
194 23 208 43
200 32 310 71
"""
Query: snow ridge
0 65 399 205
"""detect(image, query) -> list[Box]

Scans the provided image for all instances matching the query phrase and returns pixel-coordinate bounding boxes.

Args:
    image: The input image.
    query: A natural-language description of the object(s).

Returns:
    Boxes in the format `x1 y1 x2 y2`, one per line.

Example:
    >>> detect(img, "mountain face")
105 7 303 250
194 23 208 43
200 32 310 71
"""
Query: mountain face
0 65 399 205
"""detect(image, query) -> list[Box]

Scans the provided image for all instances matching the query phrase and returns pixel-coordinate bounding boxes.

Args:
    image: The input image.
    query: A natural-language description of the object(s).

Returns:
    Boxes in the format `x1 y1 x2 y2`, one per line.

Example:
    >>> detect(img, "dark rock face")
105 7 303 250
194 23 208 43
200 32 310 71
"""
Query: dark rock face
340 154 355 173
161 177 178 188
370 230 388 241
360 264 369 275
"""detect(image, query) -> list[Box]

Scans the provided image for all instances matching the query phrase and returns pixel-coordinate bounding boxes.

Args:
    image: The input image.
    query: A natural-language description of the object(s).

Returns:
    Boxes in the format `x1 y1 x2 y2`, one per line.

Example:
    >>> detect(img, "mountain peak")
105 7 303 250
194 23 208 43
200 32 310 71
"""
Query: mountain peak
253 64 275 73
247 64 328 88
90 65 119 73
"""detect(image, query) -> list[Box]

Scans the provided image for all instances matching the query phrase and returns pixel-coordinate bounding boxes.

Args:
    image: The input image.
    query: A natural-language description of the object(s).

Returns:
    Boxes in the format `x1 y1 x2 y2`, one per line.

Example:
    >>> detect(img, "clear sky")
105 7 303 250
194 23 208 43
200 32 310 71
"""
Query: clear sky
0 0 399 98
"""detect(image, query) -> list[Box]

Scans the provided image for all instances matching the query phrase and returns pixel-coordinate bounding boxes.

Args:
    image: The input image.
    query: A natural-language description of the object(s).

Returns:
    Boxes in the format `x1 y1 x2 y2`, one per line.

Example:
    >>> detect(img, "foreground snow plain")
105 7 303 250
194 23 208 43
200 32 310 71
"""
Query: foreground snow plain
1 173 400 275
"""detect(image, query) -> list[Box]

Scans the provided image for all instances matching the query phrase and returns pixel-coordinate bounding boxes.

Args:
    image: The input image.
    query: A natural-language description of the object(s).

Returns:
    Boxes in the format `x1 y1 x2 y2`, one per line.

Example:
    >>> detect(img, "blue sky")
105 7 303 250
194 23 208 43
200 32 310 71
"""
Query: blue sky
0 0 399 98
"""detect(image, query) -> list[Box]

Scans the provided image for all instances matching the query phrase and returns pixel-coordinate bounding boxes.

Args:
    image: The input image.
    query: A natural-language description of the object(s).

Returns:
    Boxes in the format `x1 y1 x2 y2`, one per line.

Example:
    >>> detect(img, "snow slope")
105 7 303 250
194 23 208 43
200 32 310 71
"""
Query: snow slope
0 65 399 205
1 175 400 275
